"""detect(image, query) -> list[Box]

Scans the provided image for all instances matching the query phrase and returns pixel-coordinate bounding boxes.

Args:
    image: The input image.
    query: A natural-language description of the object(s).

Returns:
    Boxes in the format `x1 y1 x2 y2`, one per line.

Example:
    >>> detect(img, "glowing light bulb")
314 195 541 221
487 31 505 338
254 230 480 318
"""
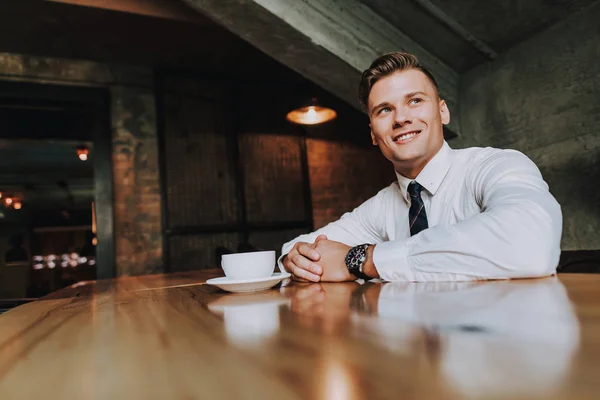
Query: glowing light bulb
305 107 318 123
77 146 89 161
286 104 337 125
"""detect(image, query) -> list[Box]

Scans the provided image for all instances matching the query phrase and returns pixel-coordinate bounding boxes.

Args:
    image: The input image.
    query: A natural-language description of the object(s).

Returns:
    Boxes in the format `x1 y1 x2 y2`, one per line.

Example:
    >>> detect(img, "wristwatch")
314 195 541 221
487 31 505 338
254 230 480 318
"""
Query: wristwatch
345 243 371 280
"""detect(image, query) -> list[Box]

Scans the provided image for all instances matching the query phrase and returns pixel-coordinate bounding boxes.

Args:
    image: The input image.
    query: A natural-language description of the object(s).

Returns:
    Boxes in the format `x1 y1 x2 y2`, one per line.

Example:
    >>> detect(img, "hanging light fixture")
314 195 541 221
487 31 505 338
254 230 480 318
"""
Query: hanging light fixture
4 197 13 206
13 201 22 210
286 98 337 125
77 146 89 161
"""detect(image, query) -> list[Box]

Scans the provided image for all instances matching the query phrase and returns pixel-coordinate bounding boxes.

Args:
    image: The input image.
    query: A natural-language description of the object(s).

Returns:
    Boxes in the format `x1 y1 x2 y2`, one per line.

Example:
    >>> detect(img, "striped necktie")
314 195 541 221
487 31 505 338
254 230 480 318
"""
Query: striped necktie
408 181 429 236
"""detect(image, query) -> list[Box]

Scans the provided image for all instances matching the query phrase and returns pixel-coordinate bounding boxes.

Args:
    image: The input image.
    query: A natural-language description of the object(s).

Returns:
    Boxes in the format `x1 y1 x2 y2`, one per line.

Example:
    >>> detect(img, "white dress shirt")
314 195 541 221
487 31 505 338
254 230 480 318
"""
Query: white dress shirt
279 141 563 281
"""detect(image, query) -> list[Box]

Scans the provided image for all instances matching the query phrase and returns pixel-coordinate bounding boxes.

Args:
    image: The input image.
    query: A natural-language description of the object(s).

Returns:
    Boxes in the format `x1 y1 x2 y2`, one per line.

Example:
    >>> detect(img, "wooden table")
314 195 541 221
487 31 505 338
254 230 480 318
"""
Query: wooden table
0 271 599 399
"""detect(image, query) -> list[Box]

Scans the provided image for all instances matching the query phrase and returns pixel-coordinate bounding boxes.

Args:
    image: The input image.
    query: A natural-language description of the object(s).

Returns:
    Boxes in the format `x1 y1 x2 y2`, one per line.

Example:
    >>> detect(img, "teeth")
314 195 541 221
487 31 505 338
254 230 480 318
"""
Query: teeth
395 132 418 142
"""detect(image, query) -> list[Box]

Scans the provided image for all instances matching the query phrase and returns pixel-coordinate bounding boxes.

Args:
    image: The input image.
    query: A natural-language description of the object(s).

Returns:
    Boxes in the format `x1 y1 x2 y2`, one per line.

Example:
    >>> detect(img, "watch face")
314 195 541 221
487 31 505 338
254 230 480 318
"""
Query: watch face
346 244 370 280
346 245 367 272
349 252 359 265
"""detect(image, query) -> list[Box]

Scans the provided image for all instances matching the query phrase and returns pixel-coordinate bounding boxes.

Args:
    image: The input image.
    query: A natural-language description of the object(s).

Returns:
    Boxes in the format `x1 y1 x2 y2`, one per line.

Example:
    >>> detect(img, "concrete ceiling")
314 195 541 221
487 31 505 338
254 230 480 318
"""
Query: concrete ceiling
181 0 597 136
426 0 597 52
182 0 460 135
0 0 302 81
35 0 596 75
2 0 595 136
361 0 598 72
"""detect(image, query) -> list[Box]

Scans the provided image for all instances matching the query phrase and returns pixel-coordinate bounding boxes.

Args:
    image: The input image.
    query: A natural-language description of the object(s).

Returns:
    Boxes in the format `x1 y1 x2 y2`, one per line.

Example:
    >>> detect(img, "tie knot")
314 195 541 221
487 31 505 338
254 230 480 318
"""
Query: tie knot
408 181 424 198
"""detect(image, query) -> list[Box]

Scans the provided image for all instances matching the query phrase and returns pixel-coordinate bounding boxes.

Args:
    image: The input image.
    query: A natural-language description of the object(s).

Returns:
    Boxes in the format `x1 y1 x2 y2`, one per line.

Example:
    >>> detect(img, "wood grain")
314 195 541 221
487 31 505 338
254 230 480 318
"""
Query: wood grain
1 272 599 399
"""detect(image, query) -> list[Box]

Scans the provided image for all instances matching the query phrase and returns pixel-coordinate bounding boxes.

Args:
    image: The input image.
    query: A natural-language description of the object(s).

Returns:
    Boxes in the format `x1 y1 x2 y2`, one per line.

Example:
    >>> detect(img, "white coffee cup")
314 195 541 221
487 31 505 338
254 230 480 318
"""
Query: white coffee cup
221 250 275 280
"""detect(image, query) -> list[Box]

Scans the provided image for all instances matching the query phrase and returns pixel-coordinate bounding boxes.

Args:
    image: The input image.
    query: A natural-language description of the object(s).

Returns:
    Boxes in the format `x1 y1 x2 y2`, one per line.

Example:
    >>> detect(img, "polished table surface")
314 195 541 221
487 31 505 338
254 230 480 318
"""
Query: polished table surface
0 271 599 399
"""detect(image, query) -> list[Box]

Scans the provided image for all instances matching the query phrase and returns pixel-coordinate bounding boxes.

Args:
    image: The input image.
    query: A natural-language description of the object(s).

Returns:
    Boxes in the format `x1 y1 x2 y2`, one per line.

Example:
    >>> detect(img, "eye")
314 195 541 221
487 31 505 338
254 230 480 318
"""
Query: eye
378 107 392 115
409 98 423 105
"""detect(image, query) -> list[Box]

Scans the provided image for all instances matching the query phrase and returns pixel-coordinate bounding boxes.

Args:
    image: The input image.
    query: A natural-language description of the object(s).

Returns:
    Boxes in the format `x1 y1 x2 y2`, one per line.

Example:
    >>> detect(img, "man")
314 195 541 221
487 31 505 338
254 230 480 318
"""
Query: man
280 51 562 282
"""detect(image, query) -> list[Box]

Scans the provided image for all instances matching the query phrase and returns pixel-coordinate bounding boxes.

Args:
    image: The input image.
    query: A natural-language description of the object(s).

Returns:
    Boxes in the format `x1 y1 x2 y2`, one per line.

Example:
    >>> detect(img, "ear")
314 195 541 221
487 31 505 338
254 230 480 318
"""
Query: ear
370 124 378 146
439 99 450 125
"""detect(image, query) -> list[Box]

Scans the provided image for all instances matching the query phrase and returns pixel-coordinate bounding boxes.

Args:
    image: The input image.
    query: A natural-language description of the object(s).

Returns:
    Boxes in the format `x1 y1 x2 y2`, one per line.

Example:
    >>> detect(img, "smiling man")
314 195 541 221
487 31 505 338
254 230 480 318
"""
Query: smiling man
280 52 562 282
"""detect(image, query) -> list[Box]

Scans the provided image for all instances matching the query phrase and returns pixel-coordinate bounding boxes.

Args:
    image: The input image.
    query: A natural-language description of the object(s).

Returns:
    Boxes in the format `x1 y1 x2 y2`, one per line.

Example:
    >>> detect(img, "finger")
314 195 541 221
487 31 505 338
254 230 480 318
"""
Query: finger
297 243 321 262
289 263 321 283
314 234 328 243
295 284 323 300
291 275 311 283
282 252 304 273
292 254 322 275
284 252 321 275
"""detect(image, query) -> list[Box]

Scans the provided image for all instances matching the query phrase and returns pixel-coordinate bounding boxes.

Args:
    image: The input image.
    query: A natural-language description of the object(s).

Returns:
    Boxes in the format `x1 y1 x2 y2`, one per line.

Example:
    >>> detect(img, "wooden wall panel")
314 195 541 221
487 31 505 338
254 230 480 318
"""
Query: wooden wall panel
248 228 309 260
162 78 239 228
239 133 306 223
169 233 241 271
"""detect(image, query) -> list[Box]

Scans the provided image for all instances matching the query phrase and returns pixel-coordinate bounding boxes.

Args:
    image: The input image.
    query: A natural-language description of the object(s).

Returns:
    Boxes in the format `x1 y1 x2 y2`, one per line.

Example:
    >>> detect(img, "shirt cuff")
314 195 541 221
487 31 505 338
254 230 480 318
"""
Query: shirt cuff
277 242 294 273
372 238 414 281
277 253 288 273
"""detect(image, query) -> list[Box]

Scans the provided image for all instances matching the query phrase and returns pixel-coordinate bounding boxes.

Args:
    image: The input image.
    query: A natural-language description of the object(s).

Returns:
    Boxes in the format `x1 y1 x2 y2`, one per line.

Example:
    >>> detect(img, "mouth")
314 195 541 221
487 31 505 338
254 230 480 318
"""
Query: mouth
392 130 422 144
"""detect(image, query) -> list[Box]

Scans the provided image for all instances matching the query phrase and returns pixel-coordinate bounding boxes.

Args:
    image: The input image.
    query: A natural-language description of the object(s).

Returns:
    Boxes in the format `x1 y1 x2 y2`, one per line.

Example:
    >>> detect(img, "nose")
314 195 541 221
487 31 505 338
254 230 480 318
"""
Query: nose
393 109 412 129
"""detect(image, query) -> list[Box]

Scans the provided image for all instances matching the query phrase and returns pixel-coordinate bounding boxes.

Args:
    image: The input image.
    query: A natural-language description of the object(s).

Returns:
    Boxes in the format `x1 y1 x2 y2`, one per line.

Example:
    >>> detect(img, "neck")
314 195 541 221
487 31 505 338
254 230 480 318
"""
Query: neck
394 161 426 180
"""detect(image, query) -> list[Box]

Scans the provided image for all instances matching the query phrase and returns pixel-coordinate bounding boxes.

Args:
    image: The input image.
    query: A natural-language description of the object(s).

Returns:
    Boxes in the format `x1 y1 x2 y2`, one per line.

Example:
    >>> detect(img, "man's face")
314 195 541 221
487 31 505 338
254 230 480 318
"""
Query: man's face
368 69 450 178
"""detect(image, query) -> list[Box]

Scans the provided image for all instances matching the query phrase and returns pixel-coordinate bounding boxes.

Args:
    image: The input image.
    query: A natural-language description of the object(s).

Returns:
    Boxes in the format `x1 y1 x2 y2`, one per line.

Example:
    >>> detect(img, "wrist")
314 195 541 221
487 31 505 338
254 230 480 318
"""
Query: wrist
362 245 379 279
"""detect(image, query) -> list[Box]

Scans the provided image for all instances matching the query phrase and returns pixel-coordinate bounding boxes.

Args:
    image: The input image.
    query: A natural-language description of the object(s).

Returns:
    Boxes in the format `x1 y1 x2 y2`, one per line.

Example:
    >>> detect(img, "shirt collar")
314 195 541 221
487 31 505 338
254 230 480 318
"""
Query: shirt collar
395 141 455 202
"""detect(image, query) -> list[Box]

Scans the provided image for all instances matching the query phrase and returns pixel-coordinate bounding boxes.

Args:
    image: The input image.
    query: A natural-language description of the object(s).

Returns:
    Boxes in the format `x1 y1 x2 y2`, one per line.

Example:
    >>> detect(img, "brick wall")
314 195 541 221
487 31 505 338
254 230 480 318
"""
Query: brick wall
0 52 396 275
111 87 163 275
306 138 395 229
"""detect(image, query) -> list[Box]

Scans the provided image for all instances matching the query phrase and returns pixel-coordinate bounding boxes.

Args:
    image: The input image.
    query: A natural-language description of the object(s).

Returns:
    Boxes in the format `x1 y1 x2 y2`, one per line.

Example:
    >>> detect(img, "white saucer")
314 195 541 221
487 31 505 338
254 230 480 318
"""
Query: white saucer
206 272 291 293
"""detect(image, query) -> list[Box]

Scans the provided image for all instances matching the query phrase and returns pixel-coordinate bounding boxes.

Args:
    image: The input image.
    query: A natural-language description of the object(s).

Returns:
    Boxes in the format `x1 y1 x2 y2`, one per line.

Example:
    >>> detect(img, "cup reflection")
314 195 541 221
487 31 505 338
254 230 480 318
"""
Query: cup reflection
207 291 290 347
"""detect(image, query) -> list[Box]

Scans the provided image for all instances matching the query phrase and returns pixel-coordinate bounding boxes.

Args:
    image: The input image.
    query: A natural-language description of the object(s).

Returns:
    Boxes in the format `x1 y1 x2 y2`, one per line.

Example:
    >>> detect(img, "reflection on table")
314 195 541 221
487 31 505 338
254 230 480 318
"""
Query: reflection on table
0 271 597 400
356 278 579 398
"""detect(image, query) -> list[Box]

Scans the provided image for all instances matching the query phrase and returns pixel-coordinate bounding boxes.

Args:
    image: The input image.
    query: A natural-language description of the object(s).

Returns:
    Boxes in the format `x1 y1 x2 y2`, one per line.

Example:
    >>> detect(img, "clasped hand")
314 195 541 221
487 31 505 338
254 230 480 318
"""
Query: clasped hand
282 235 356 282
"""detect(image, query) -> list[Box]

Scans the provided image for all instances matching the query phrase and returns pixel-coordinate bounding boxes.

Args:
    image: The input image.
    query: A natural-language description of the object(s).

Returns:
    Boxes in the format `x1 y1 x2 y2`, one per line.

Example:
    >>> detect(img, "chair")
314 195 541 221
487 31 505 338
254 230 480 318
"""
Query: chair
557 250 600 273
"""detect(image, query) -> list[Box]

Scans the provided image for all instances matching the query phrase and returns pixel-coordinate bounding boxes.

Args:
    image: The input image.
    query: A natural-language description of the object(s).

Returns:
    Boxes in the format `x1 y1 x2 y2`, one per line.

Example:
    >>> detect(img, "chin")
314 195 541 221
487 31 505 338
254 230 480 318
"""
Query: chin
393 149 426 163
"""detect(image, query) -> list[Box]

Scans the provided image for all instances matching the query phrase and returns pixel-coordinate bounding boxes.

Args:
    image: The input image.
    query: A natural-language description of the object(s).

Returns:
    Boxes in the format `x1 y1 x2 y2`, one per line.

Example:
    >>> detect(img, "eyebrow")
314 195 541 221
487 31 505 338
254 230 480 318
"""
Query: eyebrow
371 91 429 114
405 91 428 99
